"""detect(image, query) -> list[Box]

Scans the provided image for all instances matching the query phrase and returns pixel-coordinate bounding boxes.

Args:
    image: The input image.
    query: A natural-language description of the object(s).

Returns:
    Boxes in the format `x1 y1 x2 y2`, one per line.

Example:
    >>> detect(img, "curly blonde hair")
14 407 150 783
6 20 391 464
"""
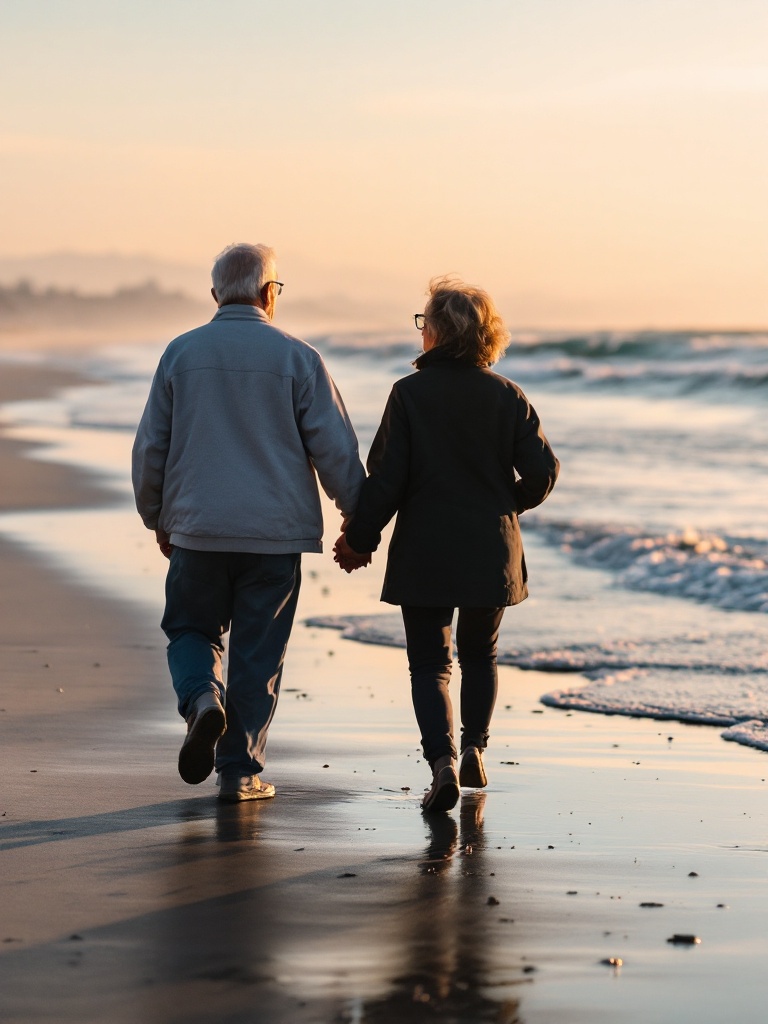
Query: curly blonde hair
422 275 510 366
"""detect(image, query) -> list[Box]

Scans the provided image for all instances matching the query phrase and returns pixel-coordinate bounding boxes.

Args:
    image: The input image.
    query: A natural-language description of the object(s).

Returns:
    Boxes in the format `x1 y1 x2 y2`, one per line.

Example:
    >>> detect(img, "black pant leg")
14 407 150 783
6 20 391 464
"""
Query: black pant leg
401 605 455 768
456 606 505 752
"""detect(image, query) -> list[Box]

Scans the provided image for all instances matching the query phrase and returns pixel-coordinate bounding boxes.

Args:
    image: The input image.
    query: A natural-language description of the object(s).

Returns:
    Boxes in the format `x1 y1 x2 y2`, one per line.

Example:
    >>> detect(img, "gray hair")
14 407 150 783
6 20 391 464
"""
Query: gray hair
211 242 277 305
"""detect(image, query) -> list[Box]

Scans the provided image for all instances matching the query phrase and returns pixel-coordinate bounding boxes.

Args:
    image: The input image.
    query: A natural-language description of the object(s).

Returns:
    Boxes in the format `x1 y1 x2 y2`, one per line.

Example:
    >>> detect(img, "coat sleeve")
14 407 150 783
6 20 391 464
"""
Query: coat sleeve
296 360 366 520
511 392 559 514
131 364 172 530
344 386 410 554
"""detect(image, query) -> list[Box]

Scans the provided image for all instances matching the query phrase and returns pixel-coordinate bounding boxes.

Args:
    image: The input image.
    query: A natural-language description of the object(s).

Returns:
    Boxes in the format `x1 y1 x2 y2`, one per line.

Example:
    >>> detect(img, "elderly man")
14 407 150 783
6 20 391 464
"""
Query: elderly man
132 243 365 801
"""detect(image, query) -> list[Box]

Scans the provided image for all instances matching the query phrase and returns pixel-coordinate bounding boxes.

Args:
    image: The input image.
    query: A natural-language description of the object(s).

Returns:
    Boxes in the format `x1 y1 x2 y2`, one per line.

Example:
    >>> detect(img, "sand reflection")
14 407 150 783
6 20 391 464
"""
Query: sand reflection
351 794 521 1022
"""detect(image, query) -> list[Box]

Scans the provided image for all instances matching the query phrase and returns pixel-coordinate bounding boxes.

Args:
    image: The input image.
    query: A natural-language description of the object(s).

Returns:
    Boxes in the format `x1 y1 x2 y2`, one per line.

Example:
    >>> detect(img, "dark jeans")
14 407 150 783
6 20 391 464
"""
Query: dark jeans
401 605 505 768
161 547 301 776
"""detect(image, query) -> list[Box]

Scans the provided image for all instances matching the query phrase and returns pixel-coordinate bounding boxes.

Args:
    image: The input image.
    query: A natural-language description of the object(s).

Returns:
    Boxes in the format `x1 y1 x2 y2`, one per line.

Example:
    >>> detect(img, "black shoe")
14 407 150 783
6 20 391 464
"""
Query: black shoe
422 763 460 813
459 746 488 788
178 693 226 785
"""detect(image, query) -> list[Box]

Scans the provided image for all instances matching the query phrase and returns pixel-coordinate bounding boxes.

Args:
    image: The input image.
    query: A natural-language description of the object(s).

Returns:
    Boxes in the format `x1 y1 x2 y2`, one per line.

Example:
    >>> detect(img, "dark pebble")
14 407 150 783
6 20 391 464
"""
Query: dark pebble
487 896 500 906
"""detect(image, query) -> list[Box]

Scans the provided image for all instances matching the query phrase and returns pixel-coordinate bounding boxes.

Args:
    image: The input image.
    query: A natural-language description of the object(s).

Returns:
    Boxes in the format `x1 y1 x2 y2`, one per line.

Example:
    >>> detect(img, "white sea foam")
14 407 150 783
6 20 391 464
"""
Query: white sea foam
540 668 768 727
722 720 768 753
534 522 768 613
543 666 768 755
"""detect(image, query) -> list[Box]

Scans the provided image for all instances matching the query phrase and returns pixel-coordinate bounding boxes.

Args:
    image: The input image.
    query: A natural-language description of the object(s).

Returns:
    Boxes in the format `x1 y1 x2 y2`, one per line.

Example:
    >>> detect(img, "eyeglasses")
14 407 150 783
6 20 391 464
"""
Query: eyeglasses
265 281 284 296
413 313 427 330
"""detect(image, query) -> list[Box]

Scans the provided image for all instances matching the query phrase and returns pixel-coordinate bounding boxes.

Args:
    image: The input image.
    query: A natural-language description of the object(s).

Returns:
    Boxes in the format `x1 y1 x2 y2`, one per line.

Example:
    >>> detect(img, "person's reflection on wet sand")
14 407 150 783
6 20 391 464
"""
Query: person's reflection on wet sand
214 798 266 845
355 794 521 1023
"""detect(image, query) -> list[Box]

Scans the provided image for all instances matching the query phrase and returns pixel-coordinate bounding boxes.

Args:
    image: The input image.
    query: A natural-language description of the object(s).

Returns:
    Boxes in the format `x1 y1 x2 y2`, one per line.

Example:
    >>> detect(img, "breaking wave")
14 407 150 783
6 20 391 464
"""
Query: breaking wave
310 329 768 398
533 522 768 614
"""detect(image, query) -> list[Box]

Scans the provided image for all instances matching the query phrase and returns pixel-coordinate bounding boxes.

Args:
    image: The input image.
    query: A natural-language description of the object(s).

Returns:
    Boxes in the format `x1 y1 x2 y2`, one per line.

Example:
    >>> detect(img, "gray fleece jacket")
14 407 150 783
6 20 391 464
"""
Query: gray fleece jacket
132 304 365 553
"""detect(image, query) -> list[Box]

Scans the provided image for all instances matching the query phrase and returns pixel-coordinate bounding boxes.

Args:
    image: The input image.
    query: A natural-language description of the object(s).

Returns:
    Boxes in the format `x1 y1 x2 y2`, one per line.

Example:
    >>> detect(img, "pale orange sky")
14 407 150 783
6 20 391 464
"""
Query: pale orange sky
1 0 766 328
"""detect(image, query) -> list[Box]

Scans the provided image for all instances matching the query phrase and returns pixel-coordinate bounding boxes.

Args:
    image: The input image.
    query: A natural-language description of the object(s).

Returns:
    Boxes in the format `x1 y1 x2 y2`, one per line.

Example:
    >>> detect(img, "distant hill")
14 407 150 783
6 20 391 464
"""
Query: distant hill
0 250 411 335
0 252 208 297
0 280 209 348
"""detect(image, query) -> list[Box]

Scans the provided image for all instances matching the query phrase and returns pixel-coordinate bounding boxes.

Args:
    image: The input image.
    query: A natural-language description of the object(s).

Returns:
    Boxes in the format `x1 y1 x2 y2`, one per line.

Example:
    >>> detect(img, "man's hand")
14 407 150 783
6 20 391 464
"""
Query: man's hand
333 531 371 573
155 528 172 559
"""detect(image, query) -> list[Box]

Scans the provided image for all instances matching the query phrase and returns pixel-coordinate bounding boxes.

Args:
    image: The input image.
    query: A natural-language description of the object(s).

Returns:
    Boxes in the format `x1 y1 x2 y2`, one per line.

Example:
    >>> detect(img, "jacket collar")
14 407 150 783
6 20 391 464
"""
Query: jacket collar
413 345 482 370
212 304 271 324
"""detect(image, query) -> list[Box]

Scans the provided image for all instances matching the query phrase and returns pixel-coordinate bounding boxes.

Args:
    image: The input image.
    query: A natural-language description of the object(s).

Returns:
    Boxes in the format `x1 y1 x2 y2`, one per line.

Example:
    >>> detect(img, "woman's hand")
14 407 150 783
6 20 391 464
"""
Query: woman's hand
333 532 372 573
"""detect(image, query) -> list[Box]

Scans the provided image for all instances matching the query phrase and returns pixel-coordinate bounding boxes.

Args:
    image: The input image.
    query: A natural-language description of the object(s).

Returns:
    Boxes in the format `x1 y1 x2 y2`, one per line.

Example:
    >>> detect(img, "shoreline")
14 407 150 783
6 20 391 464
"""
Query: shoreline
1 361 767 1022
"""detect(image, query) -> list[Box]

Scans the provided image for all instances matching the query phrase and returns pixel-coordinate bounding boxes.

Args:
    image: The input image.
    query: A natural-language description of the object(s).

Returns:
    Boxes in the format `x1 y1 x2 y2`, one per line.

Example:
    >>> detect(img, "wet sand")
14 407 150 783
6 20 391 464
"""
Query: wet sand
1 363 767 1023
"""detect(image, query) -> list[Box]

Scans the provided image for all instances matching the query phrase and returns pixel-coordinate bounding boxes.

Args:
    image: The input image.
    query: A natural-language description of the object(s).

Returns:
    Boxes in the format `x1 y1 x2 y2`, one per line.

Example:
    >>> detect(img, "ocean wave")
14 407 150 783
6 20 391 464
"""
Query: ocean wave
534 523 768 613
506 330 768 362
312 328 768 363
309 328 768 397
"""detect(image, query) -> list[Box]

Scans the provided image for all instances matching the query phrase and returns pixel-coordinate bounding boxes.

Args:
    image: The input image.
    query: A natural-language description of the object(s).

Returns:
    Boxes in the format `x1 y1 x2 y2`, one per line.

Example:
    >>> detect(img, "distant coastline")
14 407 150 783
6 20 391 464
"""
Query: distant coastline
0 279 208 348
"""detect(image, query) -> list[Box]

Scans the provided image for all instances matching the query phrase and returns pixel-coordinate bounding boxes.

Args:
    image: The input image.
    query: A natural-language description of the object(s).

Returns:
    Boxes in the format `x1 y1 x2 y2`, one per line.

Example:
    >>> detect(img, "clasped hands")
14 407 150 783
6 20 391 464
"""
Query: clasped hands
333 523 372 574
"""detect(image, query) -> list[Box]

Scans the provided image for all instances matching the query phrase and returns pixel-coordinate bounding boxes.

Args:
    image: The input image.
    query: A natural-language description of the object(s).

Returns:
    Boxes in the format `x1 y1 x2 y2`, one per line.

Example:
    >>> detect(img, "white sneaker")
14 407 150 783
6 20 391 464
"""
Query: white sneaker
218 774 276 802
178 692 226 785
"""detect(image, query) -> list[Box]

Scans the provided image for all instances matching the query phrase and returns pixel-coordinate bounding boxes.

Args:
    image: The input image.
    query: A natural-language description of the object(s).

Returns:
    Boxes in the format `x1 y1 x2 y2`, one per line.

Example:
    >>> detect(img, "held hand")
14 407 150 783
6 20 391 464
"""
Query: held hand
333 532 371 573
155 528 172 559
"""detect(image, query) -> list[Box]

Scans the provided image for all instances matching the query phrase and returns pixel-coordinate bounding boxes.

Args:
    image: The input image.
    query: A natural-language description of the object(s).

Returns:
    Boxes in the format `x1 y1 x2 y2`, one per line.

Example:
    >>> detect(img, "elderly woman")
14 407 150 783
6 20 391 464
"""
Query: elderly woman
336 277 559 812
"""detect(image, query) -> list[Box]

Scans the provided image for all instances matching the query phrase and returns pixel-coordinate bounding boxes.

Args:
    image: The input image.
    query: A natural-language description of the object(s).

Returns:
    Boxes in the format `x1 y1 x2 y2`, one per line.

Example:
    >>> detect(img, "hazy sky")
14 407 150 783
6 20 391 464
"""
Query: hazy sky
1 0 766 327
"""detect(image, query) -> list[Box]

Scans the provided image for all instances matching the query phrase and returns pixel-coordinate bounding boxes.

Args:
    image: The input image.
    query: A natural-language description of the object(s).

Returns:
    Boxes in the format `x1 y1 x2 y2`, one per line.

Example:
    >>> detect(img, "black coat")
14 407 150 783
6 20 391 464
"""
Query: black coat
345 347 559 607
